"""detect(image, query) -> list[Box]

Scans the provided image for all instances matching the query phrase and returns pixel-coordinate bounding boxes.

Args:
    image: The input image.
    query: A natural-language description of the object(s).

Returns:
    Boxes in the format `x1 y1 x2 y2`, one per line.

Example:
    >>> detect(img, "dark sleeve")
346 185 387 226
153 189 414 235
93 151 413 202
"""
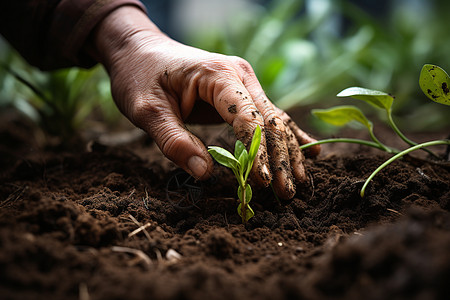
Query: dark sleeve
0 0 147 70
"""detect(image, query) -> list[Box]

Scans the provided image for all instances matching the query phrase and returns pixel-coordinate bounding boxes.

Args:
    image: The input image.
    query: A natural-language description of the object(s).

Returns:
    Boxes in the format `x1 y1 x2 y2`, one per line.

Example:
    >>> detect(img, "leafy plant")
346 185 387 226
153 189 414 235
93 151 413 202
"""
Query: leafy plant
208 125 261 223
0 45 118 145
300 64 450 197
186 0 450 131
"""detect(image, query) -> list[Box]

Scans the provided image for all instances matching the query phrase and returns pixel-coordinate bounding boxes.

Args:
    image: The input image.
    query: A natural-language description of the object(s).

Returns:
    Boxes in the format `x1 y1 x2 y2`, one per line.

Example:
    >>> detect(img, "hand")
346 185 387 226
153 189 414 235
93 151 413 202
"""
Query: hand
91 6 320 199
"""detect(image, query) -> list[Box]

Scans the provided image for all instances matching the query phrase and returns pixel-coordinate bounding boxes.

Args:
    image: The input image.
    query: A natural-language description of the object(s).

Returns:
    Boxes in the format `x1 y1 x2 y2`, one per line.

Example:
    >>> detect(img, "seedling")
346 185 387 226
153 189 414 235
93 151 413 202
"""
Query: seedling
208 125 261 223
300 64 450 197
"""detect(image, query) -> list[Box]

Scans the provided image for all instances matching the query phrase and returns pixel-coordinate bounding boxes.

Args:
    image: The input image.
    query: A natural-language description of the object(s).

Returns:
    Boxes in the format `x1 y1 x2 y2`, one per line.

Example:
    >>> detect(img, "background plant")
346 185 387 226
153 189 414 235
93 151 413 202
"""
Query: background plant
0 42 119 144
300 64 450 197
208 125 261 223
187 0 450 131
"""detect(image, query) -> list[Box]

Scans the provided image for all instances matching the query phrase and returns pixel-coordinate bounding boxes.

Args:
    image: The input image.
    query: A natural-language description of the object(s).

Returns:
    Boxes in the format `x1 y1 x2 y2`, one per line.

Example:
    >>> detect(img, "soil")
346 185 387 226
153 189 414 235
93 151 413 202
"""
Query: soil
1 111 449 300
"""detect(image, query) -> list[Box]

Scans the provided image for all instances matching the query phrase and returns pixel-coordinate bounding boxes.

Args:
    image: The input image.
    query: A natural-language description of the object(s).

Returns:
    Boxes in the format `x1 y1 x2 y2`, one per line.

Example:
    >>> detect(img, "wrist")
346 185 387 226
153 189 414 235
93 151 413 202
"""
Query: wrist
89 5 166 69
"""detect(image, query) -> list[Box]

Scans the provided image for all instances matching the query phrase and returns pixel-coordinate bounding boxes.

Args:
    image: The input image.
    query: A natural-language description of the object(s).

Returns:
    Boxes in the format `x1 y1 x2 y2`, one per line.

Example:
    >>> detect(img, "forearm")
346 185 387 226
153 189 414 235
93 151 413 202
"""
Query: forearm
0 0 147 70
89 5 167 71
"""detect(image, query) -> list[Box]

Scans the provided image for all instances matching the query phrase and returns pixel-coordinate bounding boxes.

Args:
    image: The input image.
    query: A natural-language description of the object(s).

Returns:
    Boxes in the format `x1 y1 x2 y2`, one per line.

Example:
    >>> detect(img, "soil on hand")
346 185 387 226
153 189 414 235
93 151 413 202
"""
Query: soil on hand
0 116 449 300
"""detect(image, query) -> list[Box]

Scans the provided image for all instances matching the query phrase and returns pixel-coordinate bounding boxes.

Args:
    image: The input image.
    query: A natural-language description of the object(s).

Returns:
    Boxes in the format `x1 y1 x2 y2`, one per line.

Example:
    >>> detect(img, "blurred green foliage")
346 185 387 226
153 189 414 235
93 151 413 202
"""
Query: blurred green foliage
188 0 450 131
1 0 449 140
0 42 119 141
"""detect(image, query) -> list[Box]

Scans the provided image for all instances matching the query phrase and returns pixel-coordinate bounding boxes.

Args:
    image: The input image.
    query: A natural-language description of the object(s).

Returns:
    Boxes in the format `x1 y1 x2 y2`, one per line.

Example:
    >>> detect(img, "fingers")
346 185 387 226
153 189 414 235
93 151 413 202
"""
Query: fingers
128 92 214 180
284 124 306 182
207 78 272 187
244 88 298 199
236 60 311 199
275 107 321 158
264 121 296 199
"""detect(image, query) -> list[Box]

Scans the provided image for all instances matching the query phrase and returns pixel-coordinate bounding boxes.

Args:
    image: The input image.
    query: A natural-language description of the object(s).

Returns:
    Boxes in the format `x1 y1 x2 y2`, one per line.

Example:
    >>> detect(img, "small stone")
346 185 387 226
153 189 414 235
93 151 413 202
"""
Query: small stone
166 249 182 262
295 247 304 253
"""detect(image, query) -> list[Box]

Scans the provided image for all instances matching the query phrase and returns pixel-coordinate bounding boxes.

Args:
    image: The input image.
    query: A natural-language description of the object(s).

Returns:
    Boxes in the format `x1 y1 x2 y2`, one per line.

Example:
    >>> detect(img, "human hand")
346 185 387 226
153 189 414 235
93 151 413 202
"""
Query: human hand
91 6 320 199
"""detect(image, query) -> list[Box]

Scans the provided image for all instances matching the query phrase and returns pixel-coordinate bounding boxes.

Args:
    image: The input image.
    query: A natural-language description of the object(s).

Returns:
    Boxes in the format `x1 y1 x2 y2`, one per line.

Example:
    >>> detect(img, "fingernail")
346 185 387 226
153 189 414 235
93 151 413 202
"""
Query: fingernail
188 156 207 179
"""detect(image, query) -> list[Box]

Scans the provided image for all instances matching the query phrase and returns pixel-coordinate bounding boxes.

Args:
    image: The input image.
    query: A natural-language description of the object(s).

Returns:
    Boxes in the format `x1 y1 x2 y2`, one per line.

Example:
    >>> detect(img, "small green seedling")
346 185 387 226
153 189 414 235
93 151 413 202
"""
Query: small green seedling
208 125 261 223
300 64 450 197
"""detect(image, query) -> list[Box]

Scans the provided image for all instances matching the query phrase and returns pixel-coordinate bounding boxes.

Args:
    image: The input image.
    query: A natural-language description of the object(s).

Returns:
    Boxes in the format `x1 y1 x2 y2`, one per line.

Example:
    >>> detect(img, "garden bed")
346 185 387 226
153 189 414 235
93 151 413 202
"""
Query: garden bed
0 114 449 300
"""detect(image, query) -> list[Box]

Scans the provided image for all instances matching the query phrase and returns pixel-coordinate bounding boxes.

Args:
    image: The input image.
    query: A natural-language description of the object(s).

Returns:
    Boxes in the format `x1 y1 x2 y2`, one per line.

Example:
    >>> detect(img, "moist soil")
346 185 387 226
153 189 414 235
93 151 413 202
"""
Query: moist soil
0 112 449 300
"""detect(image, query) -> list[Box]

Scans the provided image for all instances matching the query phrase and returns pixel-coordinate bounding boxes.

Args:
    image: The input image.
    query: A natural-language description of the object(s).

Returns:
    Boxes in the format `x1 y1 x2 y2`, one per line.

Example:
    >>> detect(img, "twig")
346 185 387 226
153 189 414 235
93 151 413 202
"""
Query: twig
111 246 152 267
1 185 28 208
128 214 152 241
307 172 315 201
128 223 152 238
154 248 163 263
79 283 90 300
126 188 136 199
224 212 230 230
142 187 150 209
387 208 403 216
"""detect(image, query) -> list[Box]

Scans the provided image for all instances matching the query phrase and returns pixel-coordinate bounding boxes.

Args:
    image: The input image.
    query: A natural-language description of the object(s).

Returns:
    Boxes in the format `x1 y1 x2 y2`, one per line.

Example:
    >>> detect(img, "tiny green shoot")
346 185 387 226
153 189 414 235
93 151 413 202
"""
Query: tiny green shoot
300 64 450 197
208 125 261 223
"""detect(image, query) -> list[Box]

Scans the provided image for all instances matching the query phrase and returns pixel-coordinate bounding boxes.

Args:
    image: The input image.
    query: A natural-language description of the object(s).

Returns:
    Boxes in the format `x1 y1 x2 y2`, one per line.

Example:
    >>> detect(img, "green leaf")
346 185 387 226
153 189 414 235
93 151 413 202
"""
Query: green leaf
248 125 261 163
337 87 394 111
238 149 249 174
237 203 255 223
419 64 450 106
237 185 254 223
208 146 239 170
238 184 253 204
234 140 246 159
312 105 373 131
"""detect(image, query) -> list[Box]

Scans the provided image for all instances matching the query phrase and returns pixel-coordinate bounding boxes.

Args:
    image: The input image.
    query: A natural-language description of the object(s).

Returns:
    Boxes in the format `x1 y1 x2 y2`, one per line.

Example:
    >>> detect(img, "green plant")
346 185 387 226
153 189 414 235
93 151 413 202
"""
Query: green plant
187 0 450 131
0 42 119 144
300 64 450 197
208 125 261 223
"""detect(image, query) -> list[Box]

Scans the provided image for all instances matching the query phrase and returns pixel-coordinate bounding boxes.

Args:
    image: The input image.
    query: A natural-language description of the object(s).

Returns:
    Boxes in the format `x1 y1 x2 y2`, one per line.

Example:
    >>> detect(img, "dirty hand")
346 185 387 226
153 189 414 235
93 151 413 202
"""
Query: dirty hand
91 6 320 199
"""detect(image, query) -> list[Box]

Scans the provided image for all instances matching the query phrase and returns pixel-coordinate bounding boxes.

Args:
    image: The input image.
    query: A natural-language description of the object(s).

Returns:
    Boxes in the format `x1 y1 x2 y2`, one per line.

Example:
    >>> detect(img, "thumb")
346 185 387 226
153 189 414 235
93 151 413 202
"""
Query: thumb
131 99 214 180
154 116 213 180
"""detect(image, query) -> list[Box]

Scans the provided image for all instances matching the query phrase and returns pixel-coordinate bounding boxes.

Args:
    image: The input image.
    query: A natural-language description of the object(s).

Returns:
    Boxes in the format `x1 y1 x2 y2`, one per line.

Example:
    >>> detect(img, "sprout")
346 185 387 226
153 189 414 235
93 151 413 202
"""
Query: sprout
208 125 261 223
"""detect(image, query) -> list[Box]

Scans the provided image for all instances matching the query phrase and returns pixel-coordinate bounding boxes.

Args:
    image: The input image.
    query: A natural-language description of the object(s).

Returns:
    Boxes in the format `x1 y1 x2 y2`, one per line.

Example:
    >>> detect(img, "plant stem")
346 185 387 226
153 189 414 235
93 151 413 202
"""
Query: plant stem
240 184 246 224
299 138 399 154
360 139 450 197
386 111 440 159
386 111 416 146
368 129 392 153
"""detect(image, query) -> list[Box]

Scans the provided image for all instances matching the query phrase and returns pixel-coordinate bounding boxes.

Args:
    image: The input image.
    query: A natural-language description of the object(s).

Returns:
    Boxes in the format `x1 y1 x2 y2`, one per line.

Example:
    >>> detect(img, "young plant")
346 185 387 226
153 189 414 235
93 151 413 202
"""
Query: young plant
300 64 450 197
208 125 261 223
1 48 117 145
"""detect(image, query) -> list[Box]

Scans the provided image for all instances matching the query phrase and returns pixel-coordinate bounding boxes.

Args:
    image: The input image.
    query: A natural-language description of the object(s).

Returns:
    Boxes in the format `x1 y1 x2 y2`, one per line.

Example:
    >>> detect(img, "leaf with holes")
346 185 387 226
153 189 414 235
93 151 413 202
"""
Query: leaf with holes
419 64 450 106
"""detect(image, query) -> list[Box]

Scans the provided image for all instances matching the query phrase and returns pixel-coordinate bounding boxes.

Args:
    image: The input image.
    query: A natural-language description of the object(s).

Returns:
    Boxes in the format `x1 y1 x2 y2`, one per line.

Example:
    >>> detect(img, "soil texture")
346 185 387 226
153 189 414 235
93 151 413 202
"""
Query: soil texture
1 115 449 300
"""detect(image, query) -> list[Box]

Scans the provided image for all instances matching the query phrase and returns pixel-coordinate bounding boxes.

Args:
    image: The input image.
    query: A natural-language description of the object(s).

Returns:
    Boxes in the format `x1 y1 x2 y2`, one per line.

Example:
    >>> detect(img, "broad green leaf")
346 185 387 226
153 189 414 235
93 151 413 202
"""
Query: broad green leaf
238 149 249 174
237 184 253 204
248 125 261 163
237 185 254 223
337 87 394 111
234 140 246 159
419 64 450 106
312 105 373 130
237 203 255 223
208 146 239 170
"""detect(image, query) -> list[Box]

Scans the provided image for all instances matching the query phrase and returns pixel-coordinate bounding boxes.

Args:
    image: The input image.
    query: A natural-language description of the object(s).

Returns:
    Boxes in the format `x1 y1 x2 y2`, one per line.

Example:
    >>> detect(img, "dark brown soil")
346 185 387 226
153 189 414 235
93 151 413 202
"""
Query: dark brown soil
1 113 449 300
